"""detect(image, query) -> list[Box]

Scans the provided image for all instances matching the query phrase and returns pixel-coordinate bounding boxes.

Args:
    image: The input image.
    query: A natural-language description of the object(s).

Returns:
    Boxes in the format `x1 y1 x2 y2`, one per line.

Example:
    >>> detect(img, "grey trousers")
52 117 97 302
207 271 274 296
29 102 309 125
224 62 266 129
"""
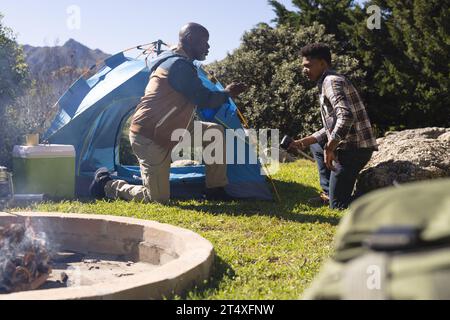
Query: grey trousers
104 122 228 203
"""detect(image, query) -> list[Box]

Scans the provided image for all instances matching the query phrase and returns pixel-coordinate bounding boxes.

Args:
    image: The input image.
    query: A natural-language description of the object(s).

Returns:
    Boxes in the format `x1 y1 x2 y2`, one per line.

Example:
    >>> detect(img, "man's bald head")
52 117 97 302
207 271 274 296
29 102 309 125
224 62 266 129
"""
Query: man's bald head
178 23 210 61
179 23 209 43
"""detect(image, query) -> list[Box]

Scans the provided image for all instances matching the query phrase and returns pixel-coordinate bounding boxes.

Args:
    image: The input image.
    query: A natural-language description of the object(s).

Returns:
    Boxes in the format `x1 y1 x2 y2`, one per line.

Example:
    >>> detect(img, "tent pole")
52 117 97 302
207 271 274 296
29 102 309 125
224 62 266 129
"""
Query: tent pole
236 110 282 203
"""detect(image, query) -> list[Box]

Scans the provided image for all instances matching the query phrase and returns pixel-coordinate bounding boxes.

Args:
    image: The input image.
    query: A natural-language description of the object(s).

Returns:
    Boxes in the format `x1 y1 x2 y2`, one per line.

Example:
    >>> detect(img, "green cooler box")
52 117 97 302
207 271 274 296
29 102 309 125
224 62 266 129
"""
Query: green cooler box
13 144 76 199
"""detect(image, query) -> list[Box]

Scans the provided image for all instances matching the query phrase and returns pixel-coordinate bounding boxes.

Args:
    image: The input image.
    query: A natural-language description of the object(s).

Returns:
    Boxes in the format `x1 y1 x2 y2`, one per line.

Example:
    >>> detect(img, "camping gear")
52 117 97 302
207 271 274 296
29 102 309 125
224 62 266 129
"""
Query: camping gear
280 135 294 150
279 135 314 162
303 178 450 300
42 41 273 200
12 144 75 199
0 166 14 208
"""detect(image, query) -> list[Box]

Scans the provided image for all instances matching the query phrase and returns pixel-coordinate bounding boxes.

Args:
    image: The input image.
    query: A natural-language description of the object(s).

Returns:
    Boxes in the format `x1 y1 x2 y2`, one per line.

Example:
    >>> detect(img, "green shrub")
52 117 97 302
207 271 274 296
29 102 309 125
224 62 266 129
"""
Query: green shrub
0 14 29 166
207 23 365 138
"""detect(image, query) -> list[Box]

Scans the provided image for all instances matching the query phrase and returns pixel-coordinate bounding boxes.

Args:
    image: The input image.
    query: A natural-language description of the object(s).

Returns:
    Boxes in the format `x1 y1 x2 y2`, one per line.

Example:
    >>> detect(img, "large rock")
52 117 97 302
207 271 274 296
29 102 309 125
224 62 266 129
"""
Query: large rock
355 127 450 195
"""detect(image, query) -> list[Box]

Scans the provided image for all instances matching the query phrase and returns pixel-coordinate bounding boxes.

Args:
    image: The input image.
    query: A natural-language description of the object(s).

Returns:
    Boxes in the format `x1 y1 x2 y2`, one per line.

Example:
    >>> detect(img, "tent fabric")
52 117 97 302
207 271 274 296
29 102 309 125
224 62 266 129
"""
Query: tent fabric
44 49 273 200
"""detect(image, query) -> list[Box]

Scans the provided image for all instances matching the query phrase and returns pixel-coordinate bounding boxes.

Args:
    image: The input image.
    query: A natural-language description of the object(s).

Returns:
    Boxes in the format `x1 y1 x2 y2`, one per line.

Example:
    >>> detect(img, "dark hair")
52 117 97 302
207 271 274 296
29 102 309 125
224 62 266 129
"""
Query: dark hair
300 43 332 65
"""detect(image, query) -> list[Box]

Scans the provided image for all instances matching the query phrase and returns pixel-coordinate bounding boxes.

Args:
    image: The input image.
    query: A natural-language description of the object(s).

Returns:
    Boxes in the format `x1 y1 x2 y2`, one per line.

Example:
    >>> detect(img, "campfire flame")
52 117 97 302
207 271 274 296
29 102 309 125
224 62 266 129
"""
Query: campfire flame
0 219 52 293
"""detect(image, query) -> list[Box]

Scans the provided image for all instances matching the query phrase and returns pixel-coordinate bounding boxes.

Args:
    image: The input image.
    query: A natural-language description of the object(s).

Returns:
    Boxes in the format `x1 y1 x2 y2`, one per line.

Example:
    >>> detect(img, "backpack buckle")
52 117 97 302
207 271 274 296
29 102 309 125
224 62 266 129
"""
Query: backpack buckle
364 227 421 252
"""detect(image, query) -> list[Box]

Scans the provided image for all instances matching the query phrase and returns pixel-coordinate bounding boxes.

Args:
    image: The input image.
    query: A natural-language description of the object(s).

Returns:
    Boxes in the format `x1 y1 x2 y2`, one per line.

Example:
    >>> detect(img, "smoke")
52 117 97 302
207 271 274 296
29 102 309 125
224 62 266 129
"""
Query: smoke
0 218 54 293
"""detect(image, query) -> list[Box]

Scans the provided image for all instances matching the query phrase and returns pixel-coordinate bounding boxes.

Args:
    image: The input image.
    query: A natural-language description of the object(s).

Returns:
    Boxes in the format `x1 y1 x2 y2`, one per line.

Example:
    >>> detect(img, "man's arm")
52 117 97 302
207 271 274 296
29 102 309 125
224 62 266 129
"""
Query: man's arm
168 59 230 108
289 135 319 151
323 77 355 149
311 128 327 145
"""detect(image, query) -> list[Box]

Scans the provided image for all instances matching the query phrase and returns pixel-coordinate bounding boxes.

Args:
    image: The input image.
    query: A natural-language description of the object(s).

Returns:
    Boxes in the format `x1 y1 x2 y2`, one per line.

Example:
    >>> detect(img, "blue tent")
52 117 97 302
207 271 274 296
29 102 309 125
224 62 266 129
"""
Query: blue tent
43 45 273 200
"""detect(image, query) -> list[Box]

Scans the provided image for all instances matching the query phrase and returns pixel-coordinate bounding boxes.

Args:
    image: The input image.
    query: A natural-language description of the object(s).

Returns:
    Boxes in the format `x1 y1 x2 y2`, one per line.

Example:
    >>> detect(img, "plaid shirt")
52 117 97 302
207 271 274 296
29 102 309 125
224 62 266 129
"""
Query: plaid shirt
312 70 378 150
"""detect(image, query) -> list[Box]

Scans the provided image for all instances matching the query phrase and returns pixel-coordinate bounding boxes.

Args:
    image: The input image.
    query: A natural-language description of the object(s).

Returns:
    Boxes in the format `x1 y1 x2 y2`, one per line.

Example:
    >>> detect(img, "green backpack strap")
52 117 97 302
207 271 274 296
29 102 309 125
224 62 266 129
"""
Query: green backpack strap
334 179 450 262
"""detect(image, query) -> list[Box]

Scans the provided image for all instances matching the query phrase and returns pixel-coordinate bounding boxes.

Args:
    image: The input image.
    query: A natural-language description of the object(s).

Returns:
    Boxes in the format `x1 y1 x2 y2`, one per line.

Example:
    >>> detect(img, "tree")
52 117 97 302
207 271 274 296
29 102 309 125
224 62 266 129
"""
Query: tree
269 0 450 130
0 13 29 165
208 23 365 138
0 13 28 112
371 0 450 128
1 14 87 166
270 0 356 50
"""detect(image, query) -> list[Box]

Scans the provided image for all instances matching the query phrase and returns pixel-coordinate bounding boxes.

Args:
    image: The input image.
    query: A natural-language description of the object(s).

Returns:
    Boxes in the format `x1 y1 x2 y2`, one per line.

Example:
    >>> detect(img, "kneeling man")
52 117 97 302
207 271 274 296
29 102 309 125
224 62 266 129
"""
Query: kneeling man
290 43 378 209
89 23 246 203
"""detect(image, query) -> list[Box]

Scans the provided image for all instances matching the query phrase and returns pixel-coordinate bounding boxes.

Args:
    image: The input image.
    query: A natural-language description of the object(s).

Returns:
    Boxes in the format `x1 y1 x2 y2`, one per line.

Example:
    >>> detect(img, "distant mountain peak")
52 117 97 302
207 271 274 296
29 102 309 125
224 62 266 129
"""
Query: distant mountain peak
22 39 110 79
63 38 89 50
63 38 81 46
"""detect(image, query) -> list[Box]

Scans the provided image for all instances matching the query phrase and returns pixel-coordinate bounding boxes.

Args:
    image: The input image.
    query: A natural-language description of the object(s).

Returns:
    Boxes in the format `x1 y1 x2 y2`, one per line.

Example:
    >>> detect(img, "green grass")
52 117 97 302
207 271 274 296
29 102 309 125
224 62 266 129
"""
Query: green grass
13 160 343 300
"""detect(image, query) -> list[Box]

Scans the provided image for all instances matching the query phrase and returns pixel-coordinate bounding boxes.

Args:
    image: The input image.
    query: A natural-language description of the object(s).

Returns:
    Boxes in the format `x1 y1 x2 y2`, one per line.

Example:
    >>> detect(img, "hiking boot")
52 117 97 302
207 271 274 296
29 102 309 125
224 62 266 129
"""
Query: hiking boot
204 187 236 201
89 167 112 200
307 192 330 206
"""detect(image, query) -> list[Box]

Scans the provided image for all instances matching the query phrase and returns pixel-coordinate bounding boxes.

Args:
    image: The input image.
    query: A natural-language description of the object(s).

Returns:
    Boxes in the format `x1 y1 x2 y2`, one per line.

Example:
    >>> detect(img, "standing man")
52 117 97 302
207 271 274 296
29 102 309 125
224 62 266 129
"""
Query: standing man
89 23 246 203
290 43 378 209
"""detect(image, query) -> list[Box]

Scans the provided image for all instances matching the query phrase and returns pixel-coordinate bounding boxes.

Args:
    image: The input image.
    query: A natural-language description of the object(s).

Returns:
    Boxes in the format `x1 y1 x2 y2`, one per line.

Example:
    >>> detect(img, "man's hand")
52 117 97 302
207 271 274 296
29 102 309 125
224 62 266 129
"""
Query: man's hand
224 82 247 98
324 147 337 171
288 139 305 152
324 139 339 171
288 136 317 152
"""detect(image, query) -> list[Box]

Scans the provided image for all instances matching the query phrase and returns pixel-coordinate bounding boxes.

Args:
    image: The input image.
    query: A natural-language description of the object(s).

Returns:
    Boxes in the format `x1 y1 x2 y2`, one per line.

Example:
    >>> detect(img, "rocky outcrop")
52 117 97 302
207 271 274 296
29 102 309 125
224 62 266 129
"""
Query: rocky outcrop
355 127 450 195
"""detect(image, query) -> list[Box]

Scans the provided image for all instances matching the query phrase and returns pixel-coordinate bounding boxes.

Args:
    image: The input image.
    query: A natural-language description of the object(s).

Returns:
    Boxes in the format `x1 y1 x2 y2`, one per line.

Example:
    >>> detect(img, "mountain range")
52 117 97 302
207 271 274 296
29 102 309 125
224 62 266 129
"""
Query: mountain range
22 38 110 80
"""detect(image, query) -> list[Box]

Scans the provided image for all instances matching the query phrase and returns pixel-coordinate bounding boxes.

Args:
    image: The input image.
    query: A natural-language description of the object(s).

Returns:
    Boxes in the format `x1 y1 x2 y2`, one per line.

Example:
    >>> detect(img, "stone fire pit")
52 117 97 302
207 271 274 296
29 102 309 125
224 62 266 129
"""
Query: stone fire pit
0 212 214 300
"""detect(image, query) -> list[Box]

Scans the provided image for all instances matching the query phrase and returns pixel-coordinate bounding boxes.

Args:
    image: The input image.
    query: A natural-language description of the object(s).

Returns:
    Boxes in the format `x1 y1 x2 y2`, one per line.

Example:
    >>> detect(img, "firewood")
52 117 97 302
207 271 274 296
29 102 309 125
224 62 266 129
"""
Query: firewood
0 223 52 293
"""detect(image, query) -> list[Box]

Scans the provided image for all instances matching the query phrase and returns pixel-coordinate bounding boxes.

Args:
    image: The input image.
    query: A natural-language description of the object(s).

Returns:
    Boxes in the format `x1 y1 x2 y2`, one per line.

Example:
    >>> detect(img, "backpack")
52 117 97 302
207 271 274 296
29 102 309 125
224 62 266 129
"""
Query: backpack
303 178 450 300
